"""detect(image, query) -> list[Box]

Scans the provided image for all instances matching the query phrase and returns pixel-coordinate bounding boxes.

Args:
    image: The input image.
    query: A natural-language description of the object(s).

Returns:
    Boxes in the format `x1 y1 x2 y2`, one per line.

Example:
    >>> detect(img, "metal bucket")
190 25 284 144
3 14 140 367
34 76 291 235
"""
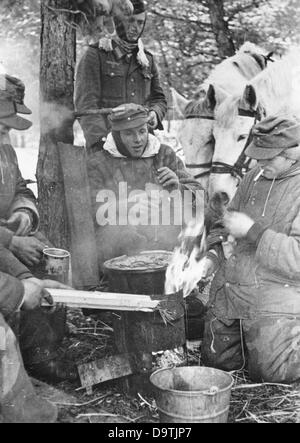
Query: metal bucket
150 366 233 423
43 248 70 284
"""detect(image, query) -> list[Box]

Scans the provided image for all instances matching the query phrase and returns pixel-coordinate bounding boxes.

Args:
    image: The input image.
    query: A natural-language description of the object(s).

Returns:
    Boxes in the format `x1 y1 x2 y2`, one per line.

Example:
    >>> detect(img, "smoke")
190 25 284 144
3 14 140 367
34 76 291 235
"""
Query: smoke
40 102 74 135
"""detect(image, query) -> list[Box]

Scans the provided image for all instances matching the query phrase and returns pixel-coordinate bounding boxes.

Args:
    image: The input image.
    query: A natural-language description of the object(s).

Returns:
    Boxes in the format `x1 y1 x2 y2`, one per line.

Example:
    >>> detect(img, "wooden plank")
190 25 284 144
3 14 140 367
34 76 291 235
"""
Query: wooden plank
58 143 100 289
44 289 160 312
77 353 137 390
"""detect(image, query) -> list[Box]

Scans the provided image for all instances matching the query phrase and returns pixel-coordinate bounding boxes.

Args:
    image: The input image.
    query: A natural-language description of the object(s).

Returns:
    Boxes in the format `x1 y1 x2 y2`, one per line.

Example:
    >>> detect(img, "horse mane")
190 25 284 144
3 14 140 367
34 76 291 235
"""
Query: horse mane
184 42 268 118
205 42 267 87
249 48 300 116
215 48 300 127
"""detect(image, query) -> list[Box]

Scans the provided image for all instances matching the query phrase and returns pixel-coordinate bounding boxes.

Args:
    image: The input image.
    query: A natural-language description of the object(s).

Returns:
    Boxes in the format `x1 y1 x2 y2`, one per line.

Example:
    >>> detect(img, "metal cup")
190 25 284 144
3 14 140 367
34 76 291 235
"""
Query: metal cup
43 248 71 284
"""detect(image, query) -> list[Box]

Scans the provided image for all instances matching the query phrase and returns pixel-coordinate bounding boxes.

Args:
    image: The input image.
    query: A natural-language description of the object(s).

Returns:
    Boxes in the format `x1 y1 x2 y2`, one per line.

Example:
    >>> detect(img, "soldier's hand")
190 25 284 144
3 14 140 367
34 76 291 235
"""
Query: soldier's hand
157 167 180 189
223 211 255 238
6 211 32 236
148 110 159 130
21 278 71 311
21 278 45 311
10 236 46 267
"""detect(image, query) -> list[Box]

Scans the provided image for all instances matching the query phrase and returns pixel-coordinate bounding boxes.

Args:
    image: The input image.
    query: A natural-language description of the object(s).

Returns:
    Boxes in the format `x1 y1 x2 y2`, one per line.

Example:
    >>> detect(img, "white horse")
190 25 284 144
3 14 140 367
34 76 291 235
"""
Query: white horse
172 42 269 191
210 48 300 201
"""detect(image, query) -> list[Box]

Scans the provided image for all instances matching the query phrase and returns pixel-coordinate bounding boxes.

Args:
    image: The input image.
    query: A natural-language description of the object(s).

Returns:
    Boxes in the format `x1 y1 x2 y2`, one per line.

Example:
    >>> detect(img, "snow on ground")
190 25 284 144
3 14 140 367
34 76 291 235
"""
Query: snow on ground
15 147 38 196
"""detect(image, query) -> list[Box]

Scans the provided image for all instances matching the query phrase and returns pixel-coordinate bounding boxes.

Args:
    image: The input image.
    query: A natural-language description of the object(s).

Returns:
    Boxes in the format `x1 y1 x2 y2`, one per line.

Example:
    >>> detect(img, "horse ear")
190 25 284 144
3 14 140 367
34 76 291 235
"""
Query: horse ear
205 84 229 111
205 84 217 111
170 87 189 117
242 84 258 110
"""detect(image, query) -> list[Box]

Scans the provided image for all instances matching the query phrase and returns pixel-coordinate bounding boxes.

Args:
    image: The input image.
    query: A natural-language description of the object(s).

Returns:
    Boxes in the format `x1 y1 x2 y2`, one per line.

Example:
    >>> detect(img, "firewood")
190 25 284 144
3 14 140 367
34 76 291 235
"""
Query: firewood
44 288 160 312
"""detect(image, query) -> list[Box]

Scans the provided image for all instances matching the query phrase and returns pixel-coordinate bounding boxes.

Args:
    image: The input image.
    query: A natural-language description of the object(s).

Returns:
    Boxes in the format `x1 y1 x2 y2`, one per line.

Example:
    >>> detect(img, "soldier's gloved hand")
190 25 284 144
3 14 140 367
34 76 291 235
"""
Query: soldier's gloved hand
6 211 33 236
148 110 159 130
10 236 46 267
201 253 218 281
223 211 255 239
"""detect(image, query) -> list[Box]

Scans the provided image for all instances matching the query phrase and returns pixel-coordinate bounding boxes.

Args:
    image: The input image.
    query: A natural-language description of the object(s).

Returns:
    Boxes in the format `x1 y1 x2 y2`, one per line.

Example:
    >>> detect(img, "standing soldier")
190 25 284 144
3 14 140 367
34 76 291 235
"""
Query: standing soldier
75 0 167 152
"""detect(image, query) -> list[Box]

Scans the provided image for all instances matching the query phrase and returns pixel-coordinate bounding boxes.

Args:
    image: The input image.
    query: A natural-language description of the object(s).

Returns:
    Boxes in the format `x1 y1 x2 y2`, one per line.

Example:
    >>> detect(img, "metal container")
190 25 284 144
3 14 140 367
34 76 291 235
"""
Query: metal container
104 251 172 297
104 251 186 353
150 366 233 423
43 248 70 284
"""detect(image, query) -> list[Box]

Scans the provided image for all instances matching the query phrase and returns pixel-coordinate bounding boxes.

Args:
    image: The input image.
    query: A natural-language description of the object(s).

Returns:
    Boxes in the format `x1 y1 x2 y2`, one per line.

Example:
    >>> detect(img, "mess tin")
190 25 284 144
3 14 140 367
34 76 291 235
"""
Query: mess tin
43 248 70 284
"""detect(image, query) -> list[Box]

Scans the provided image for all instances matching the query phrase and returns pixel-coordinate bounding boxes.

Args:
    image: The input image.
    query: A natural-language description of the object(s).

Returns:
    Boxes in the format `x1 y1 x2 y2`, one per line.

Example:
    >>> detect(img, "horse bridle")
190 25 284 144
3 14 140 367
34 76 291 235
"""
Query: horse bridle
183 52 273 181
184 112 258 182
210 107 265 183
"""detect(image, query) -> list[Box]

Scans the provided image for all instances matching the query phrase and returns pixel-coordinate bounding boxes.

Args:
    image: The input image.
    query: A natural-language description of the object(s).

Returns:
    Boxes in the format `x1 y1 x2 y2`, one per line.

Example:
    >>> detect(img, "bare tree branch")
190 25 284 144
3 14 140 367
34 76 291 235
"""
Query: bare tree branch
226 0 261 22
149 7 212 31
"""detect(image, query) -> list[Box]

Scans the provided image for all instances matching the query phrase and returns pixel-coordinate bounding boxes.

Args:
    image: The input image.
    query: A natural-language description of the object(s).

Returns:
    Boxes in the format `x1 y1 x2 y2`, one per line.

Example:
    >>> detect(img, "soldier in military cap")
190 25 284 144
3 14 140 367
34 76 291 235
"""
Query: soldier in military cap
87 103 203 266
0 87 78 385
201 114 300 383
75 0 167 152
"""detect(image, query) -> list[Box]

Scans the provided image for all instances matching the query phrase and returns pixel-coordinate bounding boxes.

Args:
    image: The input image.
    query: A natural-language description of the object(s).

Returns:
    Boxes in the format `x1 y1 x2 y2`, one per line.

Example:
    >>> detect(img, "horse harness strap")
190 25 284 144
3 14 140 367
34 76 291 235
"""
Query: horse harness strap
211 120 257 181
186 162 212 179
185 115 215 120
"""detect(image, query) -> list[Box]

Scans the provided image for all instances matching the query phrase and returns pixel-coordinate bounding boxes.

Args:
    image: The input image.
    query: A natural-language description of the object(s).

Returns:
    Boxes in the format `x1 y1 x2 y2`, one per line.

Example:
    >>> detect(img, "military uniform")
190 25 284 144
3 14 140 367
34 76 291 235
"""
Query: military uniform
0 270 57 423
202 115 300 383
75 43 167 149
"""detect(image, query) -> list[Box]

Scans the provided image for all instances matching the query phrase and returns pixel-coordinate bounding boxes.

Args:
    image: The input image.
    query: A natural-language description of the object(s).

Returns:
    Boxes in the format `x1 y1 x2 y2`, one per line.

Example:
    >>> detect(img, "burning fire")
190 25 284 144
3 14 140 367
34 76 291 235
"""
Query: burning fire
165 220 208 298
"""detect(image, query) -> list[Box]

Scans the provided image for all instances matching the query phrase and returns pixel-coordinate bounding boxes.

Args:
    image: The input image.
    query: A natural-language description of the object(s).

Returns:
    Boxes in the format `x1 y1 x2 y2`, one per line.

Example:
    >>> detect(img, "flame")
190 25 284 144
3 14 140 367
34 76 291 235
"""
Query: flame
165 220 208 298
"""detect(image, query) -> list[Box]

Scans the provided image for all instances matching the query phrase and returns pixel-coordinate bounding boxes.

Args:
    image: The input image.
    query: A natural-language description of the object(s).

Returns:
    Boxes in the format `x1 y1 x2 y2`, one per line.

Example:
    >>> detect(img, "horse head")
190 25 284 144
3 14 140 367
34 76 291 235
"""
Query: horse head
171 87 216 191
209 91 257 202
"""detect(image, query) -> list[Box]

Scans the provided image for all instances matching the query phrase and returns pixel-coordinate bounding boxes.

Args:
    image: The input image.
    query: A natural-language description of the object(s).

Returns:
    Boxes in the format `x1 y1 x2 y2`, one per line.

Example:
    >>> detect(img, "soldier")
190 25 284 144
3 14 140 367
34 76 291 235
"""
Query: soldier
75 0 167 152
202 114 300 383
0 85 77 382
87 104 203 267
0 250 68 422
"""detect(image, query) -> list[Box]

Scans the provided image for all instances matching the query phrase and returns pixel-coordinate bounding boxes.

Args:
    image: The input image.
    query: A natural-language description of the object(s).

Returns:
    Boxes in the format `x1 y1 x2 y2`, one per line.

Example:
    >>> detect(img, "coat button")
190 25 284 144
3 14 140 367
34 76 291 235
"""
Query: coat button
131 78 135 83
110 72 115 77
225 282 230 288
131 92 135 97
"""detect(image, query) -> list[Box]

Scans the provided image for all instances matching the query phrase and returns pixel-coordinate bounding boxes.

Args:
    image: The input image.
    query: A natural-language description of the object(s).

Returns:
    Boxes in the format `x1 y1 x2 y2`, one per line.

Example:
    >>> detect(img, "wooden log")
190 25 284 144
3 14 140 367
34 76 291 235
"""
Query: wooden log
77 353 138 393
58 142 100 289
44 288 160 312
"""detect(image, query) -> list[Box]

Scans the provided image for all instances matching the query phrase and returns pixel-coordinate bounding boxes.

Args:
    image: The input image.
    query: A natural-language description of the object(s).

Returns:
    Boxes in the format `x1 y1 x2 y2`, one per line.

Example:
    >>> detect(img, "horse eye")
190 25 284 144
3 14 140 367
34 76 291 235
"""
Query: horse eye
237 135 247 142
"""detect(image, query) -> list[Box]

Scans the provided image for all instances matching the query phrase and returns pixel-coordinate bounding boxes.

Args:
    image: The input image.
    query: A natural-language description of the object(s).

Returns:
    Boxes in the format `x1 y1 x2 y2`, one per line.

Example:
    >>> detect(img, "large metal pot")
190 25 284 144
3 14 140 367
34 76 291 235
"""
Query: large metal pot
104 251 172 298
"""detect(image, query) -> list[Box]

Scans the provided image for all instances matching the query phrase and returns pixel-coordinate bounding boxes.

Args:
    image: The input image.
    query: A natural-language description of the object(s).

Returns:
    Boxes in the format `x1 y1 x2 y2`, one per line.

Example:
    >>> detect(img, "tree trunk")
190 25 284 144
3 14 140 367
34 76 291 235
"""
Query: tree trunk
37 0 76 249
205 0 235 58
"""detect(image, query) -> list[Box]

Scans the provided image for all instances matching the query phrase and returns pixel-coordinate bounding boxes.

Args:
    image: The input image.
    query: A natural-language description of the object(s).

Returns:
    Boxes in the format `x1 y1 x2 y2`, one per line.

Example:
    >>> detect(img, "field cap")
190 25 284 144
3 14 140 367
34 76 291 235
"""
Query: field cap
246 114 300 160
109 103 149 131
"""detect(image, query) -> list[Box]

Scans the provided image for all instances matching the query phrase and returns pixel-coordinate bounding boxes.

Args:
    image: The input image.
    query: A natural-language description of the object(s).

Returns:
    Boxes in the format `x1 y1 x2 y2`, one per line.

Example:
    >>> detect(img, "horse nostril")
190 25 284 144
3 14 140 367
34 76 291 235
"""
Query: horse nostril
220 192 230 205
210 191 230 212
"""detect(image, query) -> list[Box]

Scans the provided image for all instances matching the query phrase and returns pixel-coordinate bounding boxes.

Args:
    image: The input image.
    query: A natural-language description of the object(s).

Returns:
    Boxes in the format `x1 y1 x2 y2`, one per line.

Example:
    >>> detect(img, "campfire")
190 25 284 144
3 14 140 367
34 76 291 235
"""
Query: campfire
165 220 208 298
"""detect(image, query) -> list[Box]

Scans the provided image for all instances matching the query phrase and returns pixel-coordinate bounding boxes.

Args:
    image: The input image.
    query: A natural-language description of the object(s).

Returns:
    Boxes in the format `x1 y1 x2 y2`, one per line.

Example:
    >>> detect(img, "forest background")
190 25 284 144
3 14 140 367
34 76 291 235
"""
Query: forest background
0 0 299 134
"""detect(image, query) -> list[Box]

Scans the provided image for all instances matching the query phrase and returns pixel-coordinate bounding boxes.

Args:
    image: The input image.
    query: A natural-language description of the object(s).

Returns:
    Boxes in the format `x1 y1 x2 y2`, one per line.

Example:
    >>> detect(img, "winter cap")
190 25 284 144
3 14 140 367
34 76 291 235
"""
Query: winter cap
5 74 32 114
0 74 32 114
109 103 149 131
131 0 146 14
0 97 32 131
245 114 300 160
